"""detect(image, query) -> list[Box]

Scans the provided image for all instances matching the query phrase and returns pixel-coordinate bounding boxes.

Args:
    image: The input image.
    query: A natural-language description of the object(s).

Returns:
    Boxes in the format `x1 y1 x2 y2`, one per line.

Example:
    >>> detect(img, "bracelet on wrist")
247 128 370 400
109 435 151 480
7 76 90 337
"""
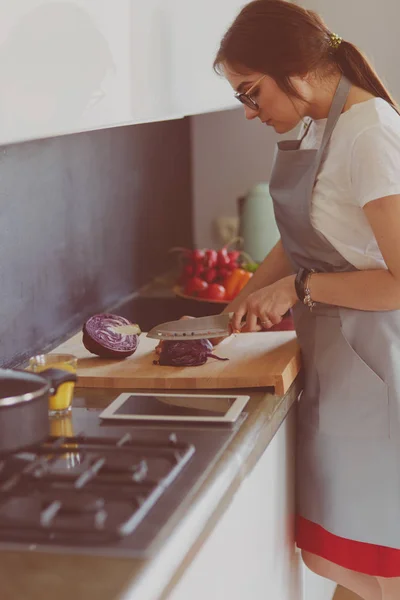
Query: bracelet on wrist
303 270 316 310
294 268 307 302
295 268 316 309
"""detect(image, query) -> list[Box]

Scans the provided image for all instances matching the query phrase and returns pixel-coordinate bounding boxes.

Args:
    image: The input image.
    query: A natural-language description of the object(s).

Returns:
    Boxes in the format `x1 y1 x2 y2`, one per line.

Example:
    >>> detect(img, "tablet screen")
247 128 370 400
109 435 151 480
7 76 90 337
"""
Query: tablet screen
113 394 236 418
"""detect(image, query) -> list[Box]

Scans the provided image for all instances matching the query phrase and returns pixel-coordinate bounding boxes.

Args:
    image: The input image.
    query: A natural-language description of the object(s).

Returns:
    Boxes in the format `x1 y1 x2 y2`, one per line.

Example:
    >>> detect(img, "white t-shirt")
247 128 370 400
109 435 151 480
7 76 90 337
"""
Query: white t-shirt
300 98 400 270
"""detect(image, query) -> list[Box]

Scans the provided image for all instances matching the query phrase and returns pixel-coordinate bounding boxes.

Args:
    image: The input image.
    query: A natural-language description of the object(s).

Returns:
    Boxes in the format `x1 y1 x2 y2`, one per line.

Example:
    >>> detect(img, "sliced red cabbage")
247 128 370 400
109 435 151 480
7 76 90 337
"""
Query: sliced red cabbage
83 313 140 359
154 339 228 367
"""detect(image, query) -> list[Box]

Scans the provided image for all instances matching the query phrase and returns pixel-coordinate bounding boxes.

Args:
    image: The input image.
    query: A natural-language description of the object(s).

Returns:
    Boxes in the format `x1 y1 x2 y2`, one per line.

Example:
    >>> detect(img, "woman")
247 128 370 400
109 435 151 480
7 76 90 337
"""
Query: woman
214 1 400 599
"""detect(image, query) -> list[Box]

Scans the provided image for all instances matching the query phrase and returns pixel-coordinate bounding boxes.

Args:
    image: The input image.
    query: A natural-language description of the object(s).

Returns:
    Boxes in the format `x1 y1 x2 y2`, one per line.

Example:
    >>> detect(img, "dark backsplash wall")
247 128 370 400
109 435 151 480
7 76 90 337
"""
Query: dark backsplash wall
0 118 193 367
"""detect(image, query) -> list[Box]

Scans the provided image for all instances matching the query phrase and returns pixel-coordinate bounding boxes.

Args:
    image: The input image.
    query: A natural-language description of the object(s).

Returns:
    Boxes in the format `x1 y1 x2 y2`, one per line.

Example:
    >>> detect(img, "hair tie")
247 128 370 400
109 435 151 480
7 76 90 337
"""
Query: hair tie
329 32 343 49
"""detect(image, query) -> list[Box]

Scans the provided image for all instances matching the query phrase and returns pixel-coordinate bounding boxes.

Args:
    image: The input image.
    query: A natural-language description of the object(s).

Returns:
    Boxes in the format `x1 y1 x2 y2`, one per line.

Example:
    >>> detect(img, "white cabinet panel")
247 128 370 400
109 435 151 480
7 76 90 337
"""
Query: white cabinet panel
166 405 336 600
170 0 246 115
0 0 181 145
167 408 303 600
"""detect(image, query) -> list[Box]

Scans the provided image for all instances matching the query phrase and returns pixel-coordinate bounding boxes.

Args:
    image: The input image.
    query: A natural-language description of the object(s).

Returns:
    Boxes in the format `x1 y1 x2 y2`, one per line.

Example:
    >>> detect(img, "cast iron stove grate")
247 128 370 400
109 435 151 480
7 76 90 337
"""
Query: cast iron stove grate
0 433 195 545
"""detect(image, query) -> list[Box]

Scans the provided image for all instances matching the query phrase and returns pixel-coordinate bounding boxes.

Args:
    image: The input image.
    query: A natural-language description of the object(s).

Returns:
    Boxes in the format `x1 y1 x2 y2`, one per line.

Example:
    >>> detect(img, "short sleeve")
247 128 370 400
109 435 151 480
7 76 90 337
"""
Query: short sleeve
351 122 400 207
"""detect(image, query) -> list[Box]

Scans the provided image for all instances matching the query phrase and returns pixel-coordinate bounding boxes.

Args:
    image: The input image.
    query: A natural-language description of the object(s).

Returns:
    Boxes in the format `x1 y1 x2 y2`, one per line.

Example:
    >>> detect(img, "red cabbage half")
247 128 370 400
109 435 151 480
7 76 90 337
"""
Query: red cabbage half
154 339 228 367
83 313 141 359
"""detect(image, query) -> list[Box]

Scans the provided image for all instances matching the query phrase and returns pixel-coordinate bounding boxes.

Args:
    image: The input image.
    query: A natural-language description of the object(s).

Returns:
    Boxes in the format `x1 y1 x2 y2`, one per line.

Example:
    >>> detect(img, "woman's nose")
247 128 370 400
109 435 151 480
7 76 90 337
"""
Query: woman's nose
244 106 259 120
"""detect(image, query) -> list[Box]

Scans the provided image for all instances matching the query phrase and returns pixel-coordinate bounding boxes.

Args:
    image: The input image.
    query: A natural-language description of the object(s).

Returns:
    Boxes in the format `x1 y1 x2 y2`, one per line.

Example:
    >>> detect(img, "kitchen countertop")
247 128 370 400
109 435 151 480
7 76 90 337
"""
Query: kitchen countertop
0 376 301 600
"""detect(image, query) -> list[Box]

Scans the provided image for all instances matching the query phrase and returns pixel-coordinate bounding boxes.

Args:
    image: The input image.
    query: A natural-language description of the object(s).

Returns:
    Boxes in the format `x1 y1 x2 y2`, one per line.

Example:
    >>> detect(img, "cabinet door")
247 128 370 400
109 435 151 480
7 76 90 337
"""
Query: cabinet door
167 408 302 600
170 0 246 116
0 0 181 146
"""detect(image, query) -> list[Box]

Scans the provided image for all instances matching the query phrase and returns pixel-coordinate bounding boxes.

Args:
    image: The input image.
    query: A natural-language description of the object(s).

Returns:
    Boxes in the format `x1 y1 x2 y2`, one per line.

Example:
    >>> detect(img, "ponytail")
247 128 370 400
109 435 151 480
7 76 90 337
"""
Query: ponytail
334 41 399 112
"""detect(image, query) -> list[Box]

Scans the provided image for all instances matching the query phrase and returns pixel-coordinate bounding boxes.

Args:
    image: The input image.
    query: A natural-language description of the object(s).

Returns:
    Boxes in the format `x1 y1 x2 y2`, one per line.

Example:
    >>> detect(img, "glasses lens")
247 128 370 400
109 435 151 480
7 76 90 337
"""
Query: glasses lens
236 94 258 110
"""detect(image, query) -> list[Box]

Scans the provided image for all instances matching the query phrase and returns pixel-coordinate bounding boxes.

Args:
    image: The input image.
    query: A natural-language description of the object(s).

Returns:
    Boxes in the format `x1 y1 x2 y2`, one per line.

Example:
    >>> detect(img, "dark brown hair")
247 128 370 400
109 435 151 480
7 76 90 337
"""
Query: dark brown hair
214 0 398 110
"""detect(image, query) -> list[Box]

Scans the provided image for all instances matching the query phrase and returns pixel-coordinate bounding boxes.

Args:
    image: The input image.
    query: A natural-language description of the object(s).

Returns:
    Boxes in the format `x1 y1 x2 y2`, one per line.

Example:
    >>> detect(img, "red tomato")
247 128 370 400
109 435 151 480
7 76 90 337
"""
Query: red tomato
228 250 240 264
203 267 218 283
184 277 208 297
204 249 218 268
217 248 230 268
193 262 205 277
183 264 194 279
191 249 205 262
200 283 226 301
217 267 230 281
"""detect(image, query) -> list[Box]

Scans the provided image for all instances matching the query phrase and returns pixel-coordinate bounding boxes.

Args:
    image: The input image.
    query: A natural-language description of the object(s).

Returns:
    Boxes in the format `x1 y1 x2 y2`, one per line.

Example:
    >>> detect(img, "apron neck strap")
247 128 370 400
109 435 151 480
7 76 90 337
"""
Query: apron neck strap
316 75 352 163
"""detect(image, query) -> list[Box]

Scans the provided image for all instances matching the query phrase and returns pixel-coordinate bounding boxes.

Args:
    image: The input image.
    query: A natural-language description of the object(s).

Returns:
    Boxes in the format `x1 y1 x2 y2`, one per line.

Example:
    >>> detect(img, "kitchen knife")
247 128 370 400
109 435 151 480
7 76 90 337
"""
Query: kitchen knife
112 314 233 340
146 313 234 340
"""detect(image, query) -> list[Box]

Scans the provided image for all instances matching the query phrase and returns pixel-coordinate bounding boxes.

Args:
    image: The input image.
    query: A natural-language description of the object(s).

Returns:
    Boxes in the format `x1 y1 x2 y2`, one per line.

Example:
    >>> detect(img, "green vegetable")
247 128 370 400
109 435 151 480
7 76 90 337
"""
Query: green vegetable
242 262 259 273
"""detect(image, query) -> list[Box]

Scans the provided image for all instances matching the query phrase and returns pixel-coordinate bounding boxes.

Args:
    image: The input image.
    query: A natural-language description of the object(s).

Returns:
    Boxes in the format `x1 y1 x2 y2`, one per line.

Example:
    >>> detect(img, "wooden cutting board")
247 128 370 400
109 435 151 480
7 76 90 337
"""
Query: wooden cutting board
52 331 301 395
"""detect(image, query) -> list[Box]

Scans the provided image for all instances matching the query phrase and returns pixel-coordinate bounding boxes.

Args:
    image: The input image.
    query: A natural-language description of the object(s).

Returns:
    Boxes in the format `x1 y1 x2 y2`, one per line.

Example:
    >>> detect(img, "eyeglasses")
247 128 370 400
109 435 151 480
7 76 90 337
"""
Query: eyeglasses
234 75 266 110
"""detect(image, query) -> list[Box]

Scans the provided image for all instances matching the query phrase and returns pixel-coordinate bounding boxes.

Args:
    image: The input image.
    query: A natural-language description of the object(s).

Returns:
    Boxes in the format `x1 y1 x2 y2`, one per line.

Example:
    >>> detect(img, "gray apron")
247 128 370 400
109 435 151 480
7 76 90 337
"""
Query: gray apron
269 75 400 549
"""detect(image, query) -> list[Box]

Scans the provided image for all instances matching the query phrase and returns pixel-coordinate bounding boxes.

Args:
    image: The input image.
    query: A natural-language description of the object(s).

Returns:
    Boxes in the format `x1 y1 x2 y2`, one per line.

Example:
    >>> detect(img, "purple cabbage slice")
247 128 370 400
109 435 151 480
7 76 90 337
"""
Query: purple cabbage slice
154 339 229 367
83 313 141 359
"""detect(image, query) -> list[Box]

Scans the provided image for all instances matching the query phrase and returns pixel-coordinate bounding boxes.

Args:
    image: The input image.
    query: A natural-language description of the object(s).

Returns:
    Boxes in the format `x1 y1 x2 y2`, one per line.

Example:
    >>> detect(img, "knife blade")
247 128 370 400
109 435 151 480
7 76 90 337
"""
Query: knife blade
146 313 234 341
110 324 141 335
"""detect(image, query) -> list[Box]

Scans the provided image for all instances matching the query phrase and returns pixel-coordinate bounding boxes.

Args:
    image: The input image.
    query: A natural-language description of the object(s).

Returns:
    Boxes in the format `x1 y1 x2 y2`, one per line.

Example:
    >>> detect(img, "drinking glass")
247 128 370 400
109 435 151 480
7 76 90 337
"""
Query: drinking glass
29 353 77 416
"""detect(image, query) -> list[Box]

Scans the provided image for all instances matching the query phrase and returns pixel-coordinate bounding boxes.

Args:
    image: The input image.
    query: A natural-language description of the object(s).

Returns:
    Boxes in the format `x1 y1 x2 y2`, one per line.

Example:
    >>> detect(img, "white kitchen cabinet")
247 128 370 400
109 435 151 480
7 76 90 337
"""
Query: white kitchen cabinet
170 0 247 116
167 407 303 600
0 0 181 146
166 404 337 600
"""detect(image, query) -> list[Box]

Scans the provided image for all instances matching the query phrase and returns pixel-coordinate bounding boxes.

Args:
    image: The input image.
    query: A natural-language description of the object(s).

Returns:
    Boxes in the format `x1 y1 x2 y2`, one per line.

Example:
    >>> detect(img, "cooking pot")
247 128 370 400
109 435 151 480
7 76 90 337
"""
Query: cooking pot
0 367 77 454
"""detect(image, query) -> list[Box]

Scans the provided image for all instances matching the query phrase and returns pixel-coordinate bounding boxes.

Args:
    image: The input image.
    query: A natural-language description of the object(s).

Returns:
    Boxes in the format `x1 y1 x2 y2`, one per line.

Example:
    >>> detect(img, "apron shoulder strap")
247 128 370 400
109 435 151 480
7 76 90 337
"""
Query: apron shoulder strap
315 76 352 164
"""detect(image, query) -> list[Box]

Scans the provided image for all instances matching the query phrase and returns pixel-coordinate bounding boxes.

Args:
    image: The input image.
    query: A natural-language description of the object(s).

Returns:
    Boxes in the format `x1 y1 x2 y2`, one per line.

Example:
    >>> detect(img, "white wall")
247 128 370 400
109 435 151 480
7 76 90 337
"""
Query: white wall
191 0 400 249
299 0 400 100
190 108 280 249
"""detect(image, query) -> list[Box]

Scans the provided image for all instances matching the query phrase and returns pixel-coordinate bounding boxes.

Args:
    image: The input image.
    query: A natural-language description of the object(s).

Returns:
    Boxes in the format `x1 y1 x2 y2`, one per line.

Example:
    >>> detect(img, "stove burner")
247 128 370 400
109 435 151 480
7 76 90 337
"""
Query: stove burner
42 492 105 515
0 433 195 545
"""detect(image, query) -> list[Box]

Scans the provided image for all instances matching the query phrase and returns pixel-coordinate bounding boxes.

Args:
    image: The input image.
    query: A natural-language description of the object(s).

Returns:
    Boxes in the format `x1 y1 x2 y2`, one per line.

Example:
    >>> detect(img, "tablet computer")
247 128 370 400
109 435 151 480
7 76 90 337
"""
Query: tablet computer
99 392 250 424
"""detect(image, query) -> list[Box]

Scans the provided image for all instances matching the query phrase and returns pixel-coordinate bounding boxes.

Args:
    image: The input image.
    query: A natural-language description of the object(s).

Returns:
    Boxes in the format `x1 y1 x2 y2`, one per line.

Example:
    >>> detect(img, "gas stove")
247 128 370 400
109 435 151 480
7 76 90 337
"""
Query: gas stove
0 408 243 558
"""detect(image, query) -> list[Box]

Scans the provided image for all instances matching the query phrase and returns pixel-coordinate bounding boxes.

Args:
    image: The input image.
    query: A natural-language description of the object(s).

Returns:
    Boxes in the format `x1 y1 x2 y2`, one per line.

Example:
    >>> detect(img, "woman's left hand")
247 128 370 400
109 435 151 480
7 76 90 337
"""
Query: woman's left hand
231 275 297 332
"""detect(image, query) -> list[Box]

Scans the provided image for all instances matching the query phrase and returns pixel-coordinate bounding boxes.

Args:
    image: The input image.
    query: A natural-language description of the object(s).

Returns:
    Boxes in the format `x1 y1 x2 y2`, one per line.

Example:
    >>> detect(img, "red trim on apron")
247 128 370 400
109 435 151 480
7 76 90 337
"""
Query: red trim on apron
296 516 400 577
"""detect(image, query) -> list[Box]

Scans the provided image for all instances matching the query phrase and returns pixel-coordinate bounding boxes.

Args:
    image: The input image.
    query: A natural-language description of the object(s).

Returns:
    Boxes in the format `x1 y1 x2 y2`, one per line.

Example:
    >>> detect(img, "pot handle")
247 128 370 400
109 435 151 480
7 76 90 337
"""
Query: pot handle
39 368 77 394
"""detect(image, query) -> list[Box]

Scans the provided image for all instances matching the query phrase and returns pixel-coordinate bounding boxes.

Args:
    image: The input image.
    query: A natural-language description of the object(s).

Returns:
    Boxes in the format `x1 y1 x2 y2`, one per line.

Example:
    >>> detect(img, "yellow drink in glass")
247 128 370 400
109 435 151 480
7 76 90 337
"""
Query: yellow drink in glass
49 413 75 437
49 413 81 468
29 353 77 416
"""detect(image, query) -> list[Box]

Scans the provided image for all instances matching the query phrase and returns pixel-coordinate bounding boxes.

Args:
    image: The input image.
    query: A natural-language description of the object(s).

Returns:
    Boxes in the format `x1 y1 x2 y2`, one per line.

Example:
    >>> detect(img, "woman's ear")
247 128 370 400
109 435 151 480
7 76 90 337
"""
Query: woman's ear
289 75 310 97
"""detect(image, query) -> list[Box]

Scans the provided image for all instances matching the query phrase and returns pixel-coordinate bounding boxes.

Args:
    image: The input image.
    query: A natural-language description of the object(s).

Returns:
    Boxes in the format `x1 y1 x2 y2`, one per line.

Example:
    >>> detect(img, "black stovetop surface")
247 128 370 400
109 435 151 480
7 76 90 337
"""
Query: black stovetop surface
0 408 244 558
